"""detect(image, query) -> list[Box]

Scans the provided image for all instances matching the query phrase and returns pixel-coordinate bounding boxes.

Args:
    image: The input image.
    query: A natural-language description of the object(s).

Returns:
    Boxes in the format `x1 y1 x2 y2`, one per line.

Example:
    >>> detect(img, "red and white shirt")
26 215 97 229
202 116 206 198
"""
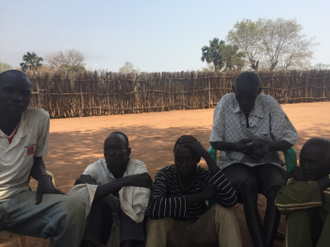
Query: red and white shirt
0 108 49 202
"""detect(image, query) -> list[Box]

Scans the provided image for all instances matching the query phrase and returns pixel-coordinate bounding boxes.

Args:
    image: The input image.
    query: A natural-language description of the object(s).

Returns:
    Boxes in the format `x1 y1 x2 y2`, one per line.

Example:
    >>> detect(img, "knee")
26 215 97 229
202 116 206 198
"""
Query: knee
147 217 172 231
239 178 258 195
59 195 86 222
265 185 282 201
212 204 237 220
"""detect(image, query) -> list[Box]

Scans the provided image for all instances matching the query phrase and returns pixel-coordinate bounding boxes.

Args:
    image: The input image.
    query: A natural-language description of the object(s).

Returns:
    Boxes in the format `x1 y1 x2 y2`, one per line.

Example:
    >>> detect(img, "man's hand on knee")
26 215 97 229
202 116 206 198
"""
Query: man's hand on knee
36 174 65 205
74 174 98 185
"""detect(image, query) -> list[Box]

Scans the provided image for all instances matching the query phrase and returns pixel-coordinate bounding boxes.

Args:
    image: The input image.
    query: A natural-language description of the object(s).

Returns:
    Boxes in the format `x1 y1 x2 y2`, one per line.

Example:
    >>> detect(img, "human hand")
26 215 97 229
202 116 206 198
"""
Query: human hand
249 140 271 160
74 174 98 186
249 139 271 160
178 135 206 158
288 166 303 181
203 184 217 200
126 173 153 189
36 175 65 205
234 139 256 156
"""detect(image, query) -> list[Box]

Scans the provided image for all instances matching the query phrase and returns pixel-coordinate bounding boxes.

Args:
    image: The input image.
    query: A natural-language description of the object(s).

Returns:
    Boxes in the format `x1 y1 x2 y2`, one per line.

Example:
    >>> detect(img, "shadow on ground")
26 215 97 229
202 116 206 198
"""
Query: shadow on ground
6 122 330 247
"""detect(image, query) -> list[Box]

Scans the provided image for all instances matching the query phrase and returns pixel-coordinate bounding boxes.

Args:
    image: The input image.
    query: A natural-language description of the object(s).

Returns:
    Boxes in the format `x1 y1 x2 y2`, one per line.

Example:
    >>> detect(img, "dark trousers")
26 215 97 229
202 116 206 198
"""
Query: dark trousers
82 196 145 246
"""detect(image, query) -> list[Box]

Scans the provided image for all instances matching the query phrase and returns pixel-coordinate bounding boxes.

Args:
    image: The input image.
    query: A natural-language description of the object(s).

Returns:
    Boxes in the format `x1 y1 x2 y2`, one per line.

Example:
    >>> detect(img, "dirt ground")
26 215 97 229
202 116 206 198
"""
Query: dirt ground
2 101 330 247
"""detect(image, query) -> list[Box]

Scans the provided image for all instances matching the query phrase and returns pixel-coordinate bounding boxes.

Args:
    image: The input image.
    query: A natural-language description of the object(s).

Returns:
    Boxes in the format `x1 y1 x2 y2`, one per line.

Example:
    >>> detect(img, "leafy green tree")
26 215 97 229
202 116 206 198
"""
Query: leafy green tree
223 44 246 71
227 18 317 71
20 52 43 71
227 19 261 70
119 62 140 74
0 62 13 73
201 38 226 72
200 63 215 72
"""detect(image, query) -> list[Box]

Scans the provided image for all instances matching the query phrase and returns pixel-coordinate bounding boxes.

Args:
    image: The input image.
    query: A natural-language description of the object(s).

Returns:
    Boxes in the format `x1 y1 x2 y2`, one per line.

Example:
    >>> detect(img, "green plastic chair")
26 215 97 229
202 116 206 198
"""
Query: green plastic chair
208 146 297 208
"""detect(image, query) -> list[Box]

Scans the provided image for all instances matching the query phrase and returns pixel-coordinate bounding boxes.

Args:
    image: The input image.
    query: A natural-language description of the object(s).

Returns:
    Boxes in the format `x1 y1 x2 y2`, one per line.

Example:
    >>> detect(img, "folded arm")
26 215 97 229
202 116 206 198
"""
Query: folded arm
75 173 152 201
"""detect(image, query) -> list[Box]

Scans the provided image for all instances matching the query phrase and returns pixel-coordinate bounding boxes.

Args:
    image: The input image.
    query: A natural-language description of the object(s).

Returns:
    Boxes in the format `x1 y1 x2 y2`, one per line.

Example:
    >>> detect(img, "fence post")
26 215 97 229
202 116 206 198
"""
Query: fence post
322 72 326 102
305 72 309 102
107 74 111 115
285 77 288 104
208 76 211 108
80 80 84 117
35 77 40 108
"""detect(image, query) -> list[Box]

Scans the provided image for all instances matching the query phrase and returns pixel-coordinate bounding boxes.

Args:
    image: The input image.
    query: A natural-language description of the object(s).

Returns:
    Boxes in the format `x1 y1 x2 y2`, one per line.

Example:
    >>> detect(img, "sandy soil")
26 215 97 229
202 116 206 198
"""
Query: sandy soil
2 101 330 247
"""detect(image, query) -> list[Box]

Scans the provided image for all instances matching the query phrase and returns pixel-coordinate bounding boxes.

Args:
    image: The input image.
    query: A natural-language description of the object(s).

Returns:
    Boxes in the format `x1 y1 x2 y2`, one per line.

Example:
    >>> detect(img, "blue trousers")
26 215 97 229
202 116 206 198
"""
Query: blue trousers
0 191 86 247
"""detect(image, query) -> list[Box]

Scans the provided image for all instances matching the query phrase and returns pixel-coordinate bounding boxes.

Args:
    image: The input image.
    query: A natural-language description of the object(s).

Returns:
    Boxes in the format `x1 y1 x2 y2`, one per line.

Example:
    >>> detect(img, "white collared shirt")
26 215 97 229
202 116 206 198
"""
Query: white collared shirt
81 158 150 223
0 108 49 202
209 93 298 169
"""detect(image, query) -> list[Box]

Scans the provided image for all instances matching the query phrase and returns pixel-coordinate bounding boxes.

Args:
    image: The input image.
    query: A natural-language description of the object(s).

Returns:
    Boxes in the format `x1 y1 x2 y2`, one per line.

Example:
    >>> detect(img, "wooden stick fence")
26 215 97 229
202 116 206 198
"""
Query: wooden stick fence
27 70 330 118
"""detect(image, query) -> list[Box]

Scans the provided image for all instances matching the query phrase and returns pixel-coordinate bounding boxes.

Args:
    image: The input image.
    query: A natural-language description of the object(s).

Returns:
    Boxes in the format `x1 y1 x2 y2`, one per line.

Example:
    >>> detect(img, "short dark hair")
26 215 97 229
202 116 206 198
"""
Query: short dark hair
109 131 129 148
173 135 200 159
305 137 330 160
234 72 261 89
0 70 29 85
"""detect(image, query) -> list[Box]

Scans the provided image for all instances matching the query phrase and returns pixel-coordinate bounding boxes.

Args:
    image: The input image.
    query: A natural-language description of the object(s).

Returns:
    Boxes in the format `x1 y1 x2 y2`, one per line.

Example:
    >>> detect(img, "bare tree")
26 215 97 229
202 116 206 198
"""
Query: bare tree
45 49 86 72
119 62 140 74
313 63 330 70
258 18 317 71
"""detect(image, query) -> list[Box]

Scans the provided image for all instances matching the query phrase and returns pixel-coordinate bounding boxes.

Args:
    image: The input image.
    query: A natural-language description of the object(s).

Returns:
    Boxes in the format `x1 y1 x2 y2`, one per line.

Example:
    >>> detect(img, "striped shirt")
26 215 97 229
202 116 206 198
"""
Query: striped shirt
147 165 237 220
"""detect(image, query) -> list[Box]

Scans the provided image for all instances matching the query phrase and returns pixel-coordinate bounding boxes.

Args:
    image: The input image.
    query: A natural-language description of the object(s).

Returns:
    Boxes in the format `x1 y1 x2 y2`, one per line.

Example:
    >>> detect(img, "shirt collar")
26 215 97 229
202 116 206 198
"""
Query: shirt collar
4 111 30 150
233 94 264 118
17 111 30 138
103 158 132 179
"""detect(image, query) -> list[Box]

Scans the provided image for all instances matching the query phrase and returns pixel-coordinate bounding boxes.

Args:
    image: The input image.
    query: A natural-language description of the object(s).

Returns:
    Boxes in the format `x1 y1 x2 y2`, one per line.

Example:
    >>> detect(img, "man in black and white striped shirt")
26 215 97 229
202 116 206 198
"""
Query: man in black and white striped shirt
146 135 242 247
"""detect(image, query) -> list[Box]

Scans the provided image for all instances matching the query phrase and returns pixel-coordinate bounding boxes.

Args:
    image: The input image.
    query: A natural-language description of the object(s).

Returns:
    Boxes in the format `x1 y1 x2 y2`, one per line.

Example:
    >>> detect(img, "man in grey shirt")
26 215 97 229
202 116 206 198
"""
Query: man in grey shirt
210 72 298 247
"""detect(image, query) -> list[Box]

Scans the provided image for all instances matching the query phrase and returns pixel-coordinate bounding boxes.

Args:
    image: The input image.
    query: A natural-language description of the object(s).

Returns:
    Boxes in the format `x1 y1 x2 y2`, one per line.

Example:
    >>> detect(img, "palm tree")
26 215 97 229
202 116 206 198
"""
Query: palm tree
201 38 226 72
20 52 43 71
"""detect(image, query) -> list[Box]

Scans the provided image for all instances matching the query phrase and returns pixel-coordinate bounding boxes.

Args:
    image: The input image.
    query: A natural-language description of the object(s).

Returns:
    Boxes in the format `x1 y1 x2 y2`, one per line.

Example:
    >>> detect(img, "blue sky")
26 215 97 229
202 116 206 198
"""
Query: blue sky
1 0 329 72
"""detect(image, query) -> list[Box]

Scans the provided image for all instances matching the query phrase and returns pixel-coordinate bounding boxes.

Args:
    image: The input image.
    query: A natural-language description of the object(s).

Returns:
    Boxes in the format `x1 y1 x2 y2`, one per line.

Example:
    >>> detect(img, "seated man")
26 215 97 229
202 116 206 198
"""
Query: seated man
209 72 298 247
275 137 330 247
74 131 152 247
146 135 242 247
0 70 86 246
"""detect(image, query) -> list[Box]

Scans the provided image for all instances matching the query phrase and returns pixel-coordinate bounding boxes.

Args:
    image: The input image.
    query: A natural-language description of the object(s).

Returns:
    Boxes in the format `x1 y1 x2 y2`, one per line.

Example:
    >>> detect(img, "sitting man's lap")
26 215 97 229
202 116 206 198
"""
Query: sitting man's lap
0 191 86 245
147 203 240 247
223 163 286 199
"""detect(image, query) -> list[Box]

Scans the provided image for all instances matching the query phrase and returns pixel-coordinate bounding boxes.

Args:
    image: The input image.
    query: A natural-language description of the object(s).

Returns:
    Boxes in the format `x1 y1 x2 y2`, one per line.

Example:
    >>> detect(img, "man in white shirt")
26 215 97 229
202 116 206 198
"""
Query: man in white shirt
0 70 86 246
75 131 152 247
210 72 298 247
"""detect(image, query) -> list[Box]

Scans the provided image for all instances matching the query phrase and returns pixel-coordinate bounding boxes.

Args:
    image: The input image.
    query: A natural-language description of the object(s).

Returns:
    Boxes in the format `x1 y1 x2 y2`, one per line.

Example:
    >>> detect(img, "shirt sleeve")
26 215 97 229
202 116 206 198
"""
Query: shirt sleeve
275 179 322 215
268 97 298 145
125 161 151 221
35 110 50 157
147 169 187 220
82 164 97 181
209 97 226 142
206 169 237 207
